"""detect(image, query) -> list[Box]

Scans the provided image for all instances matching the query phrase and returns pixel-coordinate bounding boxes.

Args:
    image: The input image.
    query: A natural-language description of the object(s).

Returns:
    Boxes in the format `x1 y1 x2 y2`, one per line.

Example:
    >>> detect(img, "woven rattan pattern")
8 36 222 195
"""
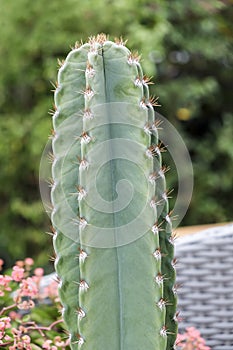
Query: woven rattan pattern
175 224 233 349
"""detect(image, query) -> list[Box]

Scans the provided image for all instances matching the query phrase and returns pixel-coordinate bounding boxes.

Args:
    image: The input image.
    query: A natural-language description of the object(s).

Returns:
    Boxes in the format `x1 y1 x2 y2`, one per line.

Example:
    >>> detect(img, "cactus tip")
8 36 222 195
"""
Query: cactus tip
127 51 141 65
114 36 128 46
72 39 84 50
89 33 108 46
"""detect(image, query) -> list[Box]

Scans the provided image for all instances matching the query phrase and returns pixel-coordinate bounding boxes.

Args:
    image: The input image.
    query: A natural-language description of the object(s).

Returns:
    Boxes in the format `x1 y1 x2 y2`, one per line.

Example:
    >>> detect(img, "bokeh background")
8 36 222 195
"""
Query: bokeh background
0 0 232 269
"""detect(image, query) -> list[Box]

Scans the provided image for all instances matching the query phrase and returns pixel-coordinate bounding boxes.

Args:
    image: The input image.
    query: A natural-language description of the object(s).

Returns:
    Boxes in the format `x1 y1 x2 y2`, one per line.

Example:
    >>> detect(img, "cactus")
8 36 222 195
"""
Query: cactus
51 34 177 350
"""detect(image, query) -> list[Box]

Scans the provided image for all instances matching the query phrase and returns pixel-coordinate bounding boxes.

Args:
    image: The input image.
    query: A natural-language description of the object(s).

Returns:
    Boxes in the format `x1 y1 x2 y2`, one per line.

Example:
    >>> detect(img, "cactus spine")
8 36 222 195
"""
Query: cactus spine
51 34 177 350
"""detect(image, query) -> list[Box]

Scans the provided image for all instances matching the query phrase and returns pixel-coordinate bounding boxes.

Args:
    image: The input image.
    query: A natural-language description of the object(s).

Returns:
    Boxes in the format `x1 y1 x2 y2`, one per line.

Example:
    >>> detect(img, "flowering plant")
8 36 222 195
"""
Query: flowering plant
0 258 210 349
0 258 69 349
176 327 211 350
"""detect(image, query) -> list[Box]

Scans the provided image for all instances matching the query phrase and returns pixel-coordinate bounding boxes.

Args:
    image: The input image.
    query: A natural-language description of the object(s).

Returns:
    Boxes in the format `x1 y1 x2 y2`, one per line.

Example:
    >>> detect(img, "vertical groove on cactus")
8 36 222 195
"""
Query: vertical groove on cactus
51 34 177 350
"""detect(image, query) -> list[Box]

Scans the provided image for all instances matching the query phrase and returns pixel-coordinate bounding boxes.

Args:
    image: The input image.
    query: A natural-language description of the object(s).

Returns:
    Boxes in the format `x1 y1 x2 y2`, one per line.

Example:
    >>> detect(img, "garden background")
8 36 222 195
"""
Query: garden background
0 0 232 270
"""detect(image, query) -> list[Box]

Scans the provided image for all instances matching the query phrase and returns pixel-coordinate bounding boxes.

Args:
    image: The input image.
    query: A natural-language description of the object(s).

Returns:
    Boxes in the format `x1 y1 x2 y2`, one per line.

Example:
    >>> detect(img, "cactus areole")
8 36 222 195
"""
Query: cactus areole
51 34 177 350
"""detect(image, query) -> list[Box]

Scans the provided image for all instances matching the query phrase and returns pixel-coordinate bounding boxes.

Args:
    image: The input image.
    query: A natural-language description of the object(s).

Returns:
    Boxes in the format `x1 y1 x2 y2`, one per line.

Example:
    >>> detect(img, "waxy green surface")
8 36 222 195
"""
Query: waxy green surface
51 36 177 350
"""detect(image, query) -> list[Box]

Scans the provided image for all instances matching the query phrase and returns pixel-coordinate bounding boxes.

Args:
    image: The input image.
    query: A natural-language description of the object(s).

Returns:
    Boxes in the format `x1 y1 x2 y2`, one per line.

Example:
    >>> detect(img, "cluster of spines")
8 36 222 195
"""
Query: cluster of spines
51 34 177 349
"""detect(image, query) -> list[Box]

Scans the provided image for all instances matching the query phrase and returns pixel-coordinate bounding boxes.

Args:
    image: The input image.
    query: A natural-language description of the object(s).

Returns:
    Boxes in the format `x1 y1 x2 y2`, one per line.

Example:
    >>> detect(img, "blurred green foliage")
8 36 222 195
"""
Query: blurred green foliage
0 0 232 267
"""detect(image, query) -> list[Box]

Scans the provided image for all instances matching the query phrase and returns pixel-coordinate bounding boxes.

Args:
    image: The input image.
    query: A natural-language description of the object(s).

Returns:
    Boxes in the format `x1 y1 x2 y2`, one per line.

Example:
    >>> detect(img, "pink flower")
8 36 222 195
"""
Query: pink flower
0 259 4 271
42 339 57 350
12 266 24 282
32 268 44 286
54 335 70 347
0 274 12 295
4 334 12 341
0 275 12 286
42 280 58 300
176 327 211 350
9 311 20 321
186 327 201 339
24 258 34 266
8 327 32 350
10 342 32 350
34 267 44 277
42 339 52 349
18 277 38 298
17 300 35 310
176 333 186 344
0 317 11 331
22 335 31 344
15 260 24 268
0 317 11 340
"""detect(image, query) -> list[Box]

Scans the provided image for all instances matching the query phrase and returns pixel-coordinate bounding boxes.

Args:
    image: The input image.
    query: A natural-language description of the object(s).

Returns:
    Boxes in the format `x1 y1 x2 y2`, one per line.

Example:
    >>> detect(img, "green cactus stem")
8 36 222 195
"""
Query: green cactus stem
51 34 177 350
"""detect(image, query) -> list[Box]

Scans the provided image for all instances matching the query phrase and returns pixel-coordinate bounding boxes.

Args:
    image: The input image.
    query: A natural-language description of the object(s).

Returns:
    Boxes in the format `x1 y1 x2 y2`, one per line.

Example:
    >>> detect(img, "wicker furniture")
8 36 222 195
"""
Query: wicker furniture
175 224 233 349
